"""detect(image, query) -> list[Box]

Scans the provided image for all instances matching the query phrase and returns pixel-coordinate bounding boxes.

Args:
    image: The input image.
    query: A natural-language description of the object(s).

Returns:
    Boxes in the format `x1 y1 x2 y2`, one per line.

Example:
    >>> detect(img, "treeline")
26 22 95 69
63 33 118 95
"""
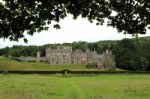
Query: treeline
0 36 150 71
0 45 43 57
114 37 150 71
0 40 117 57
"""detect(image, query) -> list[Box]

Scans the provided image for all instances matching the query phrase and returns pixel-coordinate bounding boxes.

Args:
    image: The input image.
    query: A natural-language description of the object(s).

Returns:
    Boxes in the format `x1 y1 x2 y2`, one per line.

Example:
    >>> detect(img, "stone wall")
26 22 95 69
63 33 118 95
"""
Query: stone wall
13 56 46 62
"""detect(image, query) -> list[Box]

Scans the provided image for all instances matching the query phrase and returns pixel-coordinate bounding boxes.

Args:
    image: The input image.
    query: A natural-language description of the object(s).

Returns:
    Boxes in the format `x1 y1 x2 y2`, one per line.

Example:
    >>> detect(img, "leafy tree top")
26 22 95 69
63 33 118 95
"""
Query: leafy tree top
0 0 149 42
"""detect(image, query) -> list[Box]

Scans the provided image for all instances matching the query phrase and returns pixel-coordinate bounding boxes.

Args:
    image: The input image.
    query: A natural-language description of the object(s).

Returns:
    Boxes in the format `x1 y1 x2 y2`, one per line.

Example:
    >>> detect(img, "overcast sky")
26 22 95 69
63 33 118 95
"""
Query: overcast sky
0 15 150 48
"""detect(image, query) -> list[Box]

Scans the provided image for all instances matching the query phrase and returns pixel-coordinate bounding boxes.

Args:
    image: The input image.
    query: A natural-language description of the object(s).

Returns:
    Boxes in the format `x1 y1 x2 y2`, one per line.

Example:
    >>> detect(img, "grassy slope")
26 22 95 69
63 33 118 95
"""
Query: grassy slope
0 56 89 71
0 74 150 99
0 56 125 71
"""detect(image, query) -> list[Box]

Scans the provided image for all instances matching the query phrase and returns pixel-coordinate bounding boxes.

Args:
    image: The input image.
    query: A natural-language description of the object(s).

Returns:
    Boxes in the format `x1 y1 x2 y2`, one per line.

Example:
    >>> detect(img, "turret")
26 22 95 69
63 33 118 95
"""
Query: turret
36 51 41 62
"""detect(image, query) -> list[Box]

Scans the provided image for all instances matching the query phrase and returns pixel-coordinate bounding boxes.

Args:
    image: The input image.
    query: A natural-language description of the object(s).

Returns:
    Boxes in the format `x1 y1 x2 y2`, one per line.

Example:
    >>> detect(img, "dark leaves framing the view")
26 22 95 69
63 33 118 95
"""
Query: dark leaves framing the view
0 0 149 41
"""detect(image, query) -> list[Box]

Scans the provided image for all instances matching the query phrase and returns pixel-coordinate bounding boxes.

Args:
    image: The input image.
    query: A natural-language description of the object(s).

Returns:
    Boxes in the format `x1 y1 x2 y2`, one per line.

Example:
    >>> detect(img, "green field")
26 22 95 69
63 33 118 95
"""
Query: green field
0 74 150 99
0 56 122 71
0 56 150 99
0 56 90 71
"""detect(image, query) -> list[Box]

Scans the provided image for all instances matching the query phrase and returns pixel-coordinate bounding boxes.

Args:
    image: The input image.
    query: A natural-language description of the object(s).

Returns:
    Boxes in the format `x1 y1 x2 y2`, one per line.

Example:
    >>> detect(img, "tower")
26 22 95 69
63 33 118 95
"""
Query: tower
102 49 115 69
36 47 41 62
36 52 41 62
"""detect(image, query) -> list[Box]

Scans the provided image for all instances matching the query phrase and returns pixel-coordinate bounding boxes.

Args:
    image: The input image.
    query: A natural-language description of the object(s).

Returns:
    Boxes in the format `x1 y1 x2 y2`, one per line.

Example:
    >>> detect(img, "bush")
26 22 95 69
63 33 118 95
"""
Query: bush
86 63 97 68
28 60 36 62
108 68 116 72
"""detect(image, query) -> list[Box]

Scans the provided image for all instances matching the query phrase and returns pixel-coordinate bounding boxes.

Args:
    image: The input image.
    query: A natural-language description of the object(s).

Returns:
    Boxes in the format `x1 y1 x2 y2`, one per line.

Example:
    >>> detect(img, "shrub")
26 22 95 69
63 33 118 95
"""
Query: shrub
86 63 97 68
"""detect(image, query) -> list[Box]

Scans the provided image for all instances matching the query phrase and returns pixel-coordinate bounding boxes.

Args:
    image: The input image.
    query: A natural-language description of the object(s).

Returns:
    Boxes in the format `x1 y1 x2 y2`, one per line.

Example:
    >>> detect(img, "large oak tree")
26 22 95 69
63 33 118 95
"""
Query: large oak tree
0 0 149 42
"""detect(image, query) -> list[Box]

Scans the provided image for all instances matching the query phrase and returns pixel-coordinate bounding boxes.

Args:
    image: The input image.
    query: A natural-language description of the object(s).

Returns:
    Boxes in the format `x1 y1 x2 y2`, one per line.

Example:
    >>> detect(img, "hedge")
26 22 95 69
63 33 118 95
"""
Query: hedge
0 70 150 74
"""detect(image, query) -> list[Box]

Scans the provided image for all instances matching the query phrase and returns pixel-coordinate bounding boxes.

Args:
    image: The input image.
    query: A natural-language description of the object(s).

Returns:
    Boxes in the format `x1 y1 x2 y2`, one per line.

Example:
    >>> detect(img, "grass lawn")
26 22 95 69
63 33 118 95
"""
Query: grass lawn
0 56 89 71
0 74 150 99
0 56 124 71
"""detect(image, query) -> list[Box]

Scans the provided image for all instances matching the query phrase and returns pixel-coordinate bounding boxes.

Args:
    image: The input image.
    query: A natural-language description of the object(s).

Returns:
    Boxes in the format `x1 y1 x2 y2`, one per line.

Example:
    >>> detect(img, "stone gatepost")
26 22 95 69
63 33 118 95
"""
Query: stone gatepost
36 52 41 62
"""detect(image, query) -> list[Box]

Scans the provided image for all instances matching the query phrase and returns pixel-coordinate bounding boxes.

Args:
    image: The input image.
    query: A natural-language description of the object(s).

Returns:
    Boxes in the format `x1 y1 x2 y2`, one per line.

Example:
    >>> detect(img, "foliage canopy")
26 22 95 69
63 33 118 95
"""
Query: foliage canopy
0 0 149 41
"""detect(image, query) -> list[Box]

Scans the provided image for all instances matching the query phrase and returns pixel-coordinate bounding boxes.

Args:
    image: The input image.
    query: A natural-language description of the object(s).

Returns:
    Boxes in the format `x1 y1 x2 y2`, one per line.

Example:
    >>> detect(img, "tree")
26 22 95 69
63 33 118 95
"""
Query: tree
139 41 150 70
115 38 137 70
140 57 149 71
0 46 10 56
108 0 150 34
72 41 88 52
0 0 149 42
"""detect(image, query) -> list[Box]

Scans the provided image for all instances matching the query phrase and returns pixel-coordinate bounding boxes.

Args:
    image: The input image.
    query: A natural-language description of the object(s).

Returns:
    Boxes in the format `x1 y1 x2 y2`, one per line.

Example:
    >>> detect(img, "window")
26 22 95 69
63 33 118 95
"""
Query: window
99 58 102 61
82 58 86 60
52 58 54 64
47 54 50 57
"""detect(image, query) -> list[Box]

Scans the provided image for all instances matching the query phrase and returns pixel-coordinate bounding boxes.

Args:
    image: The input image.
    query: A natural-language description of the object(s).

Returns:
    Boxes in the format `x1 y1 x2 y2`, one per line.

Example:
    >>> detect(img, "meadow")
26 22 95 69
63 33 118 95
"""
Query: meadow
0 56 125 71
0 56 89 71
1 56 150 99
0 74 150 99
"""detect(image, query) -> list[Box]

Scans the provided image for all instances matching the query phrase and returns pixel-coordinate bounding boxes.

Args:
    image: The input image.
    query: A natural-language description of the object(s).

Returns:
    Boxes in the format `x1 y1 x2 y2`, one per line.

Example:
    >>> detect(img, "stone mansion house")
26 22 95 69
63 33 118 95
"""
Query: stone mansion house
37 46 115 69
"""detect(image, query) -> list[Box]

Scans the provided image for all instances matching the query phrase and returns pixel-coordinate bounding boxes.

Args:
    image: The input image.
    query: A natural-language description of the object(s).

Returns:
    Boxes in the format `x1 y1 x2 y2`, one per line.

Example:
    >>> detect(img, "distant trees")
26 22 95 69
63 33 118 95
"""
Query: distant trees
138 40 150 70
72 41 88 52
115 38 137 70
140 57 149 71
0 45 40 57
0 40 116 57
0 46 10 56
115 37 150 71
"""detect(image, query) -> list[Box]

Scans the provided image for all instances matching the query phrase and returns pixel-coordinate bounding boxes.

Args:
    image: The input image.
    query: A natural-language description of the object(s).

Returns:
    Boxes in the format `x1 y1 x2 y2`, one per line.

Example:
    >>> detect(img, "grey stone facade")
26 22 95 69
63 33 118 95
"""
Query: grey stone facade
45 46 115 68
45 46 72 64
11 46 115 69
